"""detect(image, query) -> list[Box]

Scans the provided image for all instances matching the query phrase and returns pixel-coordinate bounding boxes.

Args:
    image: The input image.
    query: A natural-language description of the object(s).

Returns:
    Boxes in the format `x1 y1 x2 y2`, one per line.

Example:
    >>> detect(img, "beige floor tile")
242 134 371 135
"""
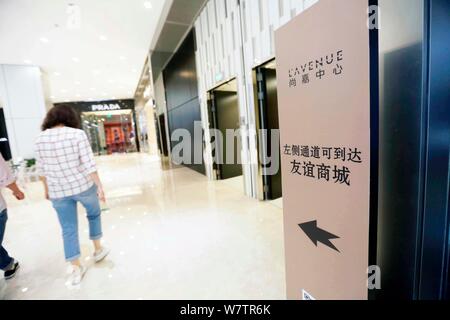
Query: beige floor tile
2 153 286 300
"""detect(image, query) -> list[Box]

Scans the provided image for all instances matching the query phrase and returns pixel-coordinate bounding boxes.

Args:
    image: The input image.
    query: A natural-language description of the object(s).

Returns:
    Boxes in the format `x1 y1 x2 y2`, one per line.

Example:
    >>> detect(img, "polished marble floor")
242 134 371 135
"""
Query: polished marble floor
1 153 286 300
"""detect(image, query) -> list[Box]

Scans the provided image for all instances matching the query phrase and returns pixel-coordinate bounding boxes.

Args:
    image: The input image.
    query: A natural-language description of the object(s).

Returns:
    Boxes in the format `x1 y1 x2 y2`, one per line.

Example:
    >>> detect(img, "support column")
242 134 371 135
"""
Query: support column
0 65 47 161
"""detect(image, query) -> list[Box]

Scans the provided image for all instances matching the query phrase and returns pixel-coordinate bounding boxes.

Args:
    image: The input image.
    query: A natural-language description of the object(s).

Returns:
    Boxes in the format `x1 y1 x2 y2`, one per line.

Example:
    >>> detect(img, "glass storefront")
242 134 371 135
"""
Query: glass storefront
81 110 138 155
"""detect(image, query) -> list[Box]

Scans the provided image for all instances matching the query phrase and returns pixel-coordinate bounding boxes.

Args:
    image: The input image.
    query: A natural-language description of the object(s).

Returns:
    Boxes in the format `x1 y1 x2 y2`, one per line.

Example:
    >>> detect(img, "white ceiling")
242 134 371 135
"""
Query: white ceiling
0 0 169 103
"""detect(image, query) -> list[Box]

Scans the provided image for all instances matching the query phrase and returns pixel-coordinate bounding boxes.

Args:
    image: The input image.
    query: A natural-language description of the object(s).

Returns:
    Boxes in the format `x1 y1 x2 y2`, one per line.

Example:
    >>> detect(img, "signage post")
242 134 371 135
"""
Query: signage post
275 0 375 299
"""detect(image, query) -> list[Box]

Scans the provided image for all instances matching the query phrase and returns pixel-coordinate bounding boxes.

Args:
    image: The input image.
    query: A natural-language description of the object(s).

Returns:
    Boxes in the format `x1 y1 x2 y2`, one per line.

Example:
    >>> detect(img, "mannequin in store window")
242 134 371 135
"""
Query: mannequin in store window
35 105 110 286
113 129 121 153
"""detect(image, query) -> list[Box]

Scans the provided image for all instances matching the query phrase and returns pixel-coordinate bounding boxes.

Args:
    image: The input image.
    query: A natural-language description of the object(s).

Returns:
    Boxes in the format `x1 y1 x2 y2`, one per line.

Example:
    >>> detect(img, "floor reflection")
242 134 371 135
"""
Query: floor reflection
2 153 285 300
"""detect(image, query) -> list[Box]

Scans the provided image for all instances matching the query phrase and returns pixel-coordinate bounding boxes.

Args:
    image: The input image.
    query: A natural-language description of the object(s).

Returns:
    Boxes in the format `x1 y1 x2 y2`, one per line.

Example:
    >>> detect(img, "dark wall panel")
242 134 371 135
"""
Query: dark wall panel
164 31 205 175
0 109 12 161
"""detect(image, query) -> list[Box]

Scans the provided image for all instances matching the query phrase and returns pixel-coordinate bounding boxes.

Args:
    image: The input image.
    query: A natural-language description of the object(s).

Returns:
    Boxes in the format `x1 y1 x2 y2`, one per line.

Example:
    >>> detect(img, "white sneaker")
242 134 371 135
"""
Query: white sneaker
71 265 87 286
94 247 110 263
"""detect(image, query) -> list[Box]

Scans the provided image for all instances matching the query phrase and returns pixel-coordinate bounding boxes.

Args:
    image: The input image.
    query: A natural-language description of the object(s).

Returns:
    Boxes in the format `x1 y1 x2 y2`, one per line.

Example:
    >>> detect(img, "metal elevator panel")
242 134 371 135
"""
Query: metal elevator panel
418 0 450 300
264 68 282 200
377 0 450 300
214 90 243 180
252 59 283 201
377 0 426 300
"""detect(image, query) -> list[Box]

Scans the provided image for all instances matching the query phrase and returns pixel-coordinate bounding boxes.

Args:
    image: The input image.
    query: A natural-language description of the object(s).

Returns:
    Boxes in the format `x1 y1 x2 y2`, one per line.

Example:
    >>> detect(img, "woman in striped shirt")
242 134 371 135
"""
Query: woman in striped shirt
35 105 109 286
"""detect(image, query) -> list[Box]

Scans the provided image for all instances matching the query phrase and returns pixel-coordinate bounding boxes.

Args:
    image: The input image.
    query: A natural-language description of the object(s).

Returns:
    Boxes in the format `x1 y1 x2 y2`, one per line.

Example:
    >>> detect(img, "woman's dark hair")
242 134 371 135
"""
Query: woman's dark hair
41 105 80 131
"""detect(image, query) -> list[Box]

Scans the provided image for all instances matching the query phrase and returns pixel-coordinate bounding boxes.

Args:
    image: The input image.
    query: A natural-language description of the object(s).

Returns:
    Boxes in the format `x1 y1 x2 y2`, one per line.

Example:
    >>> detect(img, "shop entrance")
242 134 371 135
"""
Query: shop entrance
253 60 282 200
81 110 138 156
208 79 243 180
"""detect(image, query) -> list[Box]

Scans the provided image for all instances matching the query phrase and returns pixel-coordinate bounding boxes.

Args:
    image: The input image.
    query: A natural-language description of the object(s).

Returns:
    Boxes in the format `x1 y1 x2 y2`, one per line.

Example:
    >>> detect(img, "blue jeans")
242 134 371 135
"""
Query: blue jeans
0 209 14 271
51 185 103 261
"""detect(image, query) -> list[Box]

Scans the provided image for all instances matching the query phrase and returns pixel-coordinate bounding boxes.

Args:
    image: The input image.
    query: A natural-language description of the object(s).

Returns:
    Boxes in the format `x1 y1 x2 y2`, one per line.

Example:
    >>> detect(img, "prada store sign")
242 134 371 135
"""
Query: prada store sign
90 103 122 112
55 99 135 113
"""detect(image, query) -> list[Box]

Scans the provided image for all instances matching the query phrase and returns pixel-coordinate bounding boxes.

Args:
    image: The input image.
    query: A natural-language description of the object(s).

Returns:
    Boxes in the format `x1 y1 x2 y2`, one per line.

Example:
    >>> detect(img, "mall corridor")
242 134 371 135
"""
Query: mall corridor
1 0 449 305
1 154 286 300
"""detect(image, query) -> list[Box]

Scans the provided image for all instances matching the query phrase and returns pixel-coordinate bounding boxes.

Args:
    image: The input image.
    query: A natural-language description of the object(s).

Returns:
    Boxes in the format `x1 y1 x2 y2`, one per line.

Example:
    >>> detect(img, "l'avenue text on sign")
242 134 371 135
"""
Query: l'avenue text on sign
288 49 344 88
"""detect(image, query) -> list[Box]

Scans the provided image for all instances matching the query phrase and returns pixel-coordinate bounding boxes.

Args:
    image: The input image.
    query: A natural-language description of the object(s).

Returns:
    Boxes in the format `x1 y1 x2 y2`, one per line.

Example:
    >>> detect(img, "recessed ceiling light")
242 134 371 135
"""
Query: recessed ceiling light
54 72 61 76
120 56 126 61
102 92 107 96
93 70 100 75
76 94 81 97
75 81 81 85
144 1 153 9
24 59 32 64
132 69 137 73
40 37 49 43
99 35 107 41
72 57 80 63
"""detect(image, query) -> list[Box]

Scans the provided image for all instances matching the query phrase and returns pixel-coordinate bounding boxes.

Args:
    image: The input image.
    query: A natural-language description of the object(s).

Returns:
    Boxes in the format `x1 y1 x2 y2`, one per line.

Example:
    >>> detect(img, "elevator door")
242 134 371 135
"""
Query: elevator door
264 68 282 199
214 90 242 180
256 65 282 200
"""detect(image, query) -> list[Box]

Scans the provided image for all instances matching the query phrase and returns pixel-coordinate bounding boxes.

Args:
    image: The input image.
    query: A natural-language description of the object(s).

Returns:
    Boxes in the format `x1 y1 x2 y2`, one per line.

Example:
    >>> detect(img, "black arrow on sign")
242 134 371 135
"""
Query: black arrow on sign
298 220 340 253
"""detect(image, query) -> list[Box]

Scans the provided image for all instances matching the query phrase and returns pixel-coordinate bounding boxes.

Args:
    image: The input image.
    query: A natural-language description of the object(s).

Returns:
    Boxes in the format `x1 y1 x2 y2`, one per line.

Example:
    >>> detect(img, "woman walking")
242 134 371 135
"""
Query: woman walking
35 105 109 285
0 154 25 280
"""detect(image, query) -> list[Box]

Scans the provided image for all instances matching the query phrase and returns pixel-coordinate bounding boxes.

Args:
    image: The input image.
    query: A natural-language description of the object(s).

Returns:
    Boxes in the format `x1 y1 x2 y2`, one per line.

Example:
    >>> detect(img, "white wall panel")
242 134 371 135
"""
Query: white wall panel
194 0 320 198
2 67 45 119
10 118 42 160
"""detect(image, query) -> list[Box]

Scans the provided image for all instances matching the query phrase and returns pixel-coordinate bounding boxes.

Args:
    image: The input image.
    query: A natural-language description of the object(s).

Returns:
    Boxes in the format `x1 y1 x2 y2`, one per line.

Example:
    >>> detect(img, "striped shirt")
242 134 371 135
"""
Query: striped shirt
35 127 97 200
0 154 15 212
